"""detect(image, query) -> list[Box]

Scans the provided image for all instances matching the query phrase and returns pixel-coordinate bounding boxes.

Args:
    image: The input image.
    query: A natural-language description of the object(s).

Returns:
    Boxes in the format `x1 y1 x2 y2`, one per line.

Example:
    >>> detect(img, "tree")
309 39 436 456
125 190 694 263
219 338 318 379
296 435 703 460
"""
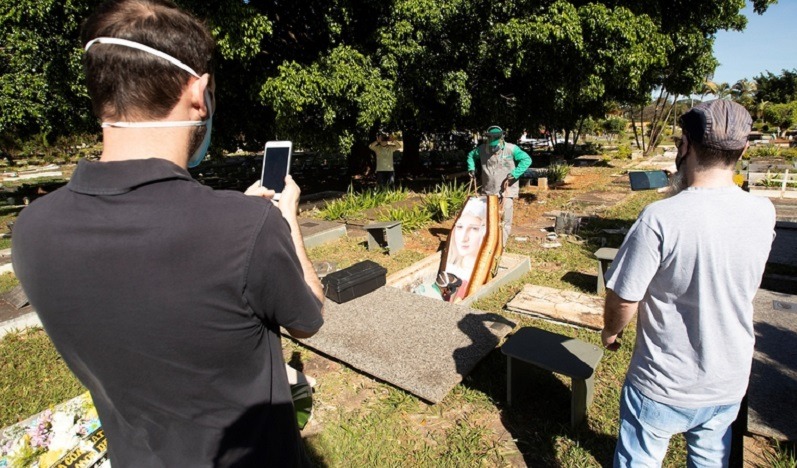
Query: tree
754 69 797 104
0 0 96 155
762 102 797 132
731 78 757 114
1 0 779 166
703 81 734 100
601 117 627 142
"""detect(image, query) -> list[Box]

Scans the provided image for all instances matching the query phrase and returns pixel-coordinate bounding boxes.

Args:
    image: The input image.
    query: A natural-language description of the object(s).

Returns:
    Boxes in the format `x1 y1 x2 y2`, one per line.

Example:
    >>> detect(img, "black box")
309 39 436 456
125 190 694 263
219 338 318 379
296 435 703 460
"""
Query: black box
322 260 387 303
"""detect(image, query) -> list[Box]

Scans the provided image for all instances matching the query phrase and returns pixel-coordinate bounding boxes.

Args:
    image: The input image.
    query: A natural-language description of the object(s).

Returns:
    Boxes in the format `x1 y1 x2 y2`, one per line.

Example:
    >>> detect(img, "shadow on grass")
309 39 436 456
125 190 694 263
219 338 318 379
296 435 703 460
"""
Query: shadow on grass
462 347 617 466
561 271 599 293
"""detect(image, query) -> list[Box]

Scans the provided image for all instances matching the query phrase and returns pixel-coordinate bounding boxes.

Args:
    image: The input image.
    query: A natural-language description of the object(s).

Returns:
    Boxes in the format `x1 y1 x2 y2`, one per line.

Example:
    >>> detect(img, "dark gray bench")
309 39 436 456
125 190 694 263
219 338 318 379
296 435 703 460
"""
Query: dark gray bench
501 327 604 427
594 247 619 294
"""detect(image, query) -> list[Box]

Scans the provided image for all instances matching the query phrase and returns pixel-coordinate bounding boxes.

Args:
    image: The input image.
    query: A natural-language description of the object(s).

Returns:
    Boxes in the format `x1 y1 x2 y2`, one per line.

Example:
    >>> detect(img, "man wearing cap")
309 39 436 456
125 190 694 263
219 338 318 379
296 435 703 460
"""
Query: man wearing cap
601 100 775 466
466 125 531 243
12 0 324 465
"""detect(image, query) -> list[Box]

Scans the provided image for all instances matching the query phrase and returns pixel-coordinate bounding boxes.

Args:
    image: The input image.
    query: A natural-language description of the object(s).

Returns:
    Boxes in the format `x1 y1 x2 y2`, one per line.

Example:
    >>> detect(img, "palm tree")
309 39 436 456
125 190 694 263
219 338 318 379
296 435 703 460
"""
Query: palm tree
702 80 733 100
754 100 770 122
732 79 757 108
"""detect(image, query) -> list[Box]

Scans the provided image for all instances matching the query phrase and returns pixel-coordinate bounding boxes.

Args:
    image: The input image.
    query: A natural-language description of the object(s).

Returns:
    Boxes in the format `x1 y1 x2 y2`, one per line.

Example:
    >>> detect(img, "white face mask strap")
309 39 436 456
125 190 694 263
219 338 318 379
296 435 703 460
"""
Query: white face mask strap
101 121 205 129
85 37 200 78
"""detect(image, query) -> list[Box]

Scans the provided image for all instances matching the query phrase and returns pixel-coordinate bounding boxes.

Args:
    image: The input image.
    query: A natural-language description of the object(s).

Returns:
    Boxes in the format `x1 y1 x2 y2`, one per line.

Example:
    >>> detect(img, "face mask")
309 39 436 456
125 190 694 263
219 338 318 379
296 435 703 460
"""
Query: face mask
84 37 213 168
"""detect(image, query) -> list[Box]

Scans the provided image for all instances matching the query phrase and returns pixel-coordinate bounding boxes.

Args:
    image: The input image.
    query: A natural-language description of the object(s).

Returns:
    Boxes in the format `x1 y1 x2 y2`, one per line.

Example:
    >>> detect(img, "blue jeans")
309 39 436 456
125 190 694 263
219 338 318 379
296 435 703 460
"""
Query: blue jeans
614 382 741 467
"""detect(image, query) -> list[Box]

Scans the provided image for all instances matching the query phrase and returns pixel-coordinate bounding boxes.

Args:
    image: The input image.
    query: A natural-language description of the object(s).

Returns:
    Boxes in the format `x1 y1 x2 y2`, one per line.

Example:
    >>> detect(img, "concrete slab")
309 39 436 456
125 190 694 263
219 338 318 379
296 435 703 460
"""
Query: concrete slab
298 217 347 249
769 225 797 269
0 311 40 339
570 191 630 209
506 284 603 330
748 288 797 441
296 286 515 403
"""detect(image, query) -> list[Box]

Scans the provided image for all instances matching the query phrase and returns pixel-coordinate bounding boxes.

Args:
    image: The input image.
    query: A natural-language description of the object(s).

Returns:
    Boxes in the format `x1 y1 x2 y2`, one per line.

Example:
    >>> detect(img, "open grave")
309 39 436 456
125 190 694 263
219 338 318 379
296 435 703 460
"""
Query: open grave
295 252 530 403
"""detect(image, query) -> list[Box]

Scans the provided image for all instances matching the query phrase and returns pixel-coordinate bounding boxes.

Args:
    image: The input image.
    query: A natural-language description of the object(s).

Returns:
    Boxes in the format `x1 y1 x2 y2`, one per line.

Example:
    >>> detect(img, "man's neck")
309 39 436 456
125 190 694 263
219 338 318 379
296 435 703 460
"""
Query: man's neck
688 166 736 188
100 127 191 168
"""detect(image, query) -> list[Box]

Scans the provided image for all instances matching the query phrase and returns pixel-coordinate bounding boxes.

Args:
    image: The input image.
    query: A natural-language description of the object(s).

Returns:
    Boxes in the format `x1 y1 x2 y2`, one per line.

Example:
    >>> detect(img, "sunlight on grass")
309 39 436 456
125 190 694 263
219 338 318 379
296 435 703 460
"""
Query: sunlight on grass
0 329 85 428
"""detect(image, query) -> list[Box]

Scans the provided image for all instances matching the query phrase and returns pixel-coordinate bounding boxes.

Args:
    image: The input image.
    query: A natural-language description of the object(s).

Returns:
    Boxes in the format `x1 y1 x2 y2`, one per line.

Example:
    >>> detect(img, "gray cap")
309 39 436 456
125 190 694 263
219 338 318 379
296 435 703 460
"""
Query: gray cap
679 100 752 150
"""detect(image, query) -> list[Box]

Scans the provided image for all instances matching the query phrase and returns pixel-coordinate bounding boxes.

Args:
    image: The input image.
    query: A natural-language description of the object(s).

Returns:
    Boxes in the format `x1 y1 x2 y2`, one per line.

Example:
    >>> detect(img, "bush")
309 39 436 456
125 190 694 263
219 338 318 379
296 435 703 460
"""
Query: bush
378 205 433 233
747 145 782 159
544 163 571 184
319 185 409 220
616 144 632 159
781 147 797 160
421 181 470 221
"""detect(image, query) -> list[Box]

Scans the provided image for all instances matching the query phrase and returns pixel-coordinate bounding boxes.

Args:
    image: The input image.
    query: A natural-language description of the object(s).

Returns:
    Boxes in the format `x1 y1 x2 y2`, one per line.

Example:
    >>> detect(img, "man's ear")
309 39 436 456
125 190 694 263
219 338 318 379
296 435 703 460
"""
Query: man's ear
739 142 750 161
189 73 211 119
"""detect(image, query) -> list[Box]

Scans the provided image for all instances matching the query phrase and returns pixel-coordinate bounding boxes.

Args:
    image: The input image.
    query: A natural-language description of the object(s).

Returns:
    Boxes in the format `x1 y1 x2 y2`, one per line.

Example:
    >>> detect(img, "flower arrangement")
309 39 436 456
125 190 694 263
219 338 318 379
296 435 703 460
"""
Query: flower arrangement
0 392 105 468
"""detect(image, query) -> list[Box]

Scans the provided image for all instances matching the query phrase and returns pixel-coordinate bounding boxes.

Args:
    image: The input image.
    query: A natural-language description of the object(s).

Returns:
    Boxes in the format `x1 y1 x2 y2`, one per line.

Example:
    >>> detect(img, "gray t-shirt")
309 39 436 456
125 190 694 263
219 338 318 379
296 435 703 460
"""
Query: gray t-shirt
606 186 775 407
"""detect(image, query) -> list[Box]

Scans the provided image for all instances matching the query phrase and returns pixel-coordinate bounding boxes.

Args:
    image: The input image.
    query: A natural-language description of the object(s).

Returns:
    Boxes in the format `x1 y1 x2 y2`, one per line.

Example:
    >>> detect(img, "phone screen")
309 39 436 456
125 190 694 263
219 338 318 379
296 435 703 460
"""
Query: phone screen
261 146 290 193
629 170 669 191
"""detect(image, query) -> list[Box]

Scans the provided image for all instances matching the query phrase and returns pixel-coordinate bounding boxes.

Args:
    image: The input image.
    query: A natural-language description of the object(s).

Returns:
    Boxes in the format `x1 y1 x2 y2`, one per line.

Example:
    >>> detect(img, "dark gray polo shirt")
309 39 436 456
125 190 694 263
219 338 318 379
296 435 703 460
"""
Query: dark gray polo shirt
12 158 323 467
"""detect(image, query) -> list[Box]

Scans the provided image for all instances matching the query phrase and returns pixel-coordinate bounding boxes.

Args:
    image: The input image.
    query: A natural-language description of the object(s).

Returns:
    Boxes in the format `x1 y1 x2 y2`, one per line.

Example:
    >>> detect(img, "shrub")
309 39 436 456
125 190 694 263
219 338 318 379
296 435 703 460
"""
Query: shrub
544 163 571 184
378 205 433 233
616 144 632 159
319 185 409 220
421 180 470 221
747 145 782 159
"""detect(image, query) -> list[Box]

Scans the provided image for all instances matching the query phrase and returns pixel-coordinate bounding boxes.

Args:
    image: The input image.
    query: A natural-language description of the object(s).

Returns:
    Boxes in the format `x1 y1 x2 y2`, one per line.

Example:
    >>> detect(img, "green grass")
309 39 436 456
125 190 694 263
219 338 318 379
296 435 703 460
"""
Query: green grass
0 167 791 466
307 235 427 274
0 328 85 428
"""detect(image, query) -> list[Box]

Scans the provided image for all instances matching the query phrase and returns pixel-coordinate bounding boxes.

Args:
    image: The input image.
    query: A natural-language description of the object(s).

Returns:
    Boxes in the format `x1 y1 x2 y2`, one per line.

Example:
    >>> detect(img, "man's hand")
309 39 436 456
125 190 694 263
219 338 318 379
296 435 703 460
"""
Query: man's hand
277 175 301 220
601 329 623 352
468 170 476 181
501 175 515 193
244 180 276 199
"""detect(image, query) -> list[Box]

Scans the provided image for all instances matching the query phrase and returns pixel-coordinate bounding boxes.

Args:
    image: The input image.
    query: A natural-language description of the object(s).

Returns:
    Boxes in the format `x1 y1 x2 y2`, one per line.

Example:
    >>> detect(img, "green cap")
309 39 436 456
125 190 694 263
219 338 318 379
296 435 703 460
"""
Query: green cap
487 125 503 146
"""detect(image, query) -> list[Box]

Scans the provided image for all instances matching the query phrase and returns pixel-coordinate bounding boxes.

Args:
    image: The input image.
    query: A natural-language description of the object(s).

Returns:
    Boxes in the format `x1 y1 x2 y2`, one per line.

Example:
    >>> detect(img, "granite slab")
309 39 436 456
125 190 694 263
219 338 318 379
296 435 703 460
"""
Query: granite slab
296 286 515 403
506 284 603 330
748 288 797 441
298 217 347 249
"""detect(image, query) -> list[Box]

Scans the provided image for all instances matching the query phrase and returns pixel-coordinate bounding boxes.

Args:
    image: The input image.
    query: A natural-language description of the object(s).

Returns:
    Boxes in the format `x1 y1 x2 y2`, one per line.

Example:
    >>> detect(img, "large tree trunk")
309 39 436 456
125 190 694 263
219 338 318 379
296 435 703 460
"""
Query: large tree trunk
349 141 373 178
402 129 422 176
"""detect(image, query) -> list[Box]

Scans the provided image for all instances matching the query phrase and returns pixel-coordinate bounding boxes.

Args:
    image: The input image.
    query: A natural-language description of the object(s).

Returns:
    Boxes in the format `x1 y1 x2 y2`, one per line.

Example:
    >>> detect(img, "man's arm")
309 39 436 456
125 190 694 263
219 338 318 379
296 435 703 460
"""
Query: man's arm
510 145 532 179
277 176 324 305
601 289 638 351
246 177 324 339
466 147 479 172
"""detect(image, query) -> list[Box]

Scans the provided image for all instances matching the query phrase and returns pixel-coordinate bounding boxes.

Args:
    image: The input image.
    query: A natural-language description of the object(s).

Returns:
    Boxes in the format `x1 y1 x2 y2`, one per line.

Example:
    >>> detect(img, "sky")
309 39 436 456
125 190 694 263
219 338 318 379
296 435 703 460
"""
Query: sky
711 1 797 85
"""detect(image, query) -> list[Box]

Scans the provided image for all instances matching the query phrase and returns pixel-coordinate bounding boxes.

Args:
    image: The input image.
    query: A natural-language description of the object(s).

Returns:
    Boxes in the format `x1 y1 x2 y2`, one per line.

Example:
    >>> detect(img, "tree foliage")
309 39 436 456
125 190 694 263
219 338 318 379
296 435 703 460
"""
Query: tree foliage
755 69 797 105
0 0 778 162
762 102 797 131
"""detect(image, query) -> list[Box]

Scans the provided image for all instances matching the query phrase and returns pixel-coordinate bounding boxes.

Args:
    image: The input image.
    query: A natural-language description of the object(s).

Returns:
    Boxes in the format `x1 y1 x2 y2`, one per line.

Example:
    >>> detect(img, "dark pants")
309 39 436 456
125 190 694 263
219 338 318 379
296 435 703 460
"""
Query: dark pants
376 171 395 188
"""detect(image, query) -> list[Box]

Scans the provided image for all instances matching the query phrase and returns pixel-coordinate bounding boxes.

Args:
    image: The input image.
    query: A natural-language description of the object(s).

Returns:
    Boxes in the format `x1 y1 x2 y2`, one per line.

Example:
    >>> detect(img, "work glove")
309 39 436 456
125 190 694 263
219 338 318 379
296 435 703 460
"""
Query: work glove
468 170 476 180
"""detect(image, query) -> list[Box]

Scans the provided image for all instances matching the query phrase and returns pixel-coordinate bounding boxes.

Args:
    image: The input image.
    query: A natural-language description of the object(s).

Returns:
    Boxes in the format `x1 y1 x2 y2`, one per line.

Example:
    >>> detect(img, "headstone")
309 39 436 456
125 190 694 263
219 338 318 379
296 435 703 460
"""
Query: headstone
554 212 580 235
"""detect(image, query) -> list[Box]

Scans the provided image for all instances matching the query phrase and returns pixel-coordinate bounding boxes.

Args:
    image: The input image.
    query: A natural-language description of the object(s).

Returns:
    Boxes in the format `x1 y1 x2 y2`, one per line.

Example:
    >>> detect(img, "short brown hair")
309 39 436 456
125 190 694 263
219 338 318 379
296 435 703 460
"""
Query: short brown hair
81 0 214 121
684 131 745 169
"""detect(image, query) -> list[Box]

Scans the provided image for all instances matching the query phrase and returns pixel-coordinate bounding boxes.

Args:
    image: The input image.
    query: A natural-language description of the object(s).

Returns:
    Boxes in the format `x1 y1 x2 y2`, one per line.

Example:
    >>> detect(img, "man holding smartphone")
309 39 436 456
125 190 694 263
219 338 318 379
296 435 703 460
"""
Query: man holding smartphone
602 100 775 466
12 1 323 466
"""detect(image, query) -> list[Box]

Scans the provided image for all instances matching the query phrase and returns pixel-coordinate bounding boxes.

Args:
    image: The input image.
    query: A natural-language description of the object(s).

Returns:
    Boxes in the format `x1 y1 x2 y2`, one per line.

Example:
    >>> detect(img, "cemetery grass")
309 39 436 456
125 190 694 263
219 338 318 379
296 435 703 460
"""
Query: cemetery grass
0 163 791 466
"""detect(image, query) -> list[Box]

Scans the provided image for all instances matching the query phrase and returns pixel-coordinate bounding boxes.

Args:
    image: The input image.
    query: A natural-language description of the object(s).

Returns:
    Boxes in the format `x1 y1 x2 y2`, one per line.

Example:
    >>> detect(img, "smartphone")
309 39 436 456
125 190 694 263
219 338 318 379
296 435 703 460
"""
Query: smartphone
628 170 669 191
260 141 292 200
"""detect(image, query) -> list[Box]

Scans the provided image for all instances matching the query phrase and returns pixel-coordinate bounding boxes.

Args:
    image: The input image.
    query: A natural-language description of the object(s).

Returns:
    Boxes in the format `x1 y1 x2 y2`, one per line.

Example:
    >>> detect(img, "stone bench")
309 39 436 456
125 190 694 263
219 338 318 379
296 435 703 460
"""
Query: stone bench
594 247 618 294
501 327 603 427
